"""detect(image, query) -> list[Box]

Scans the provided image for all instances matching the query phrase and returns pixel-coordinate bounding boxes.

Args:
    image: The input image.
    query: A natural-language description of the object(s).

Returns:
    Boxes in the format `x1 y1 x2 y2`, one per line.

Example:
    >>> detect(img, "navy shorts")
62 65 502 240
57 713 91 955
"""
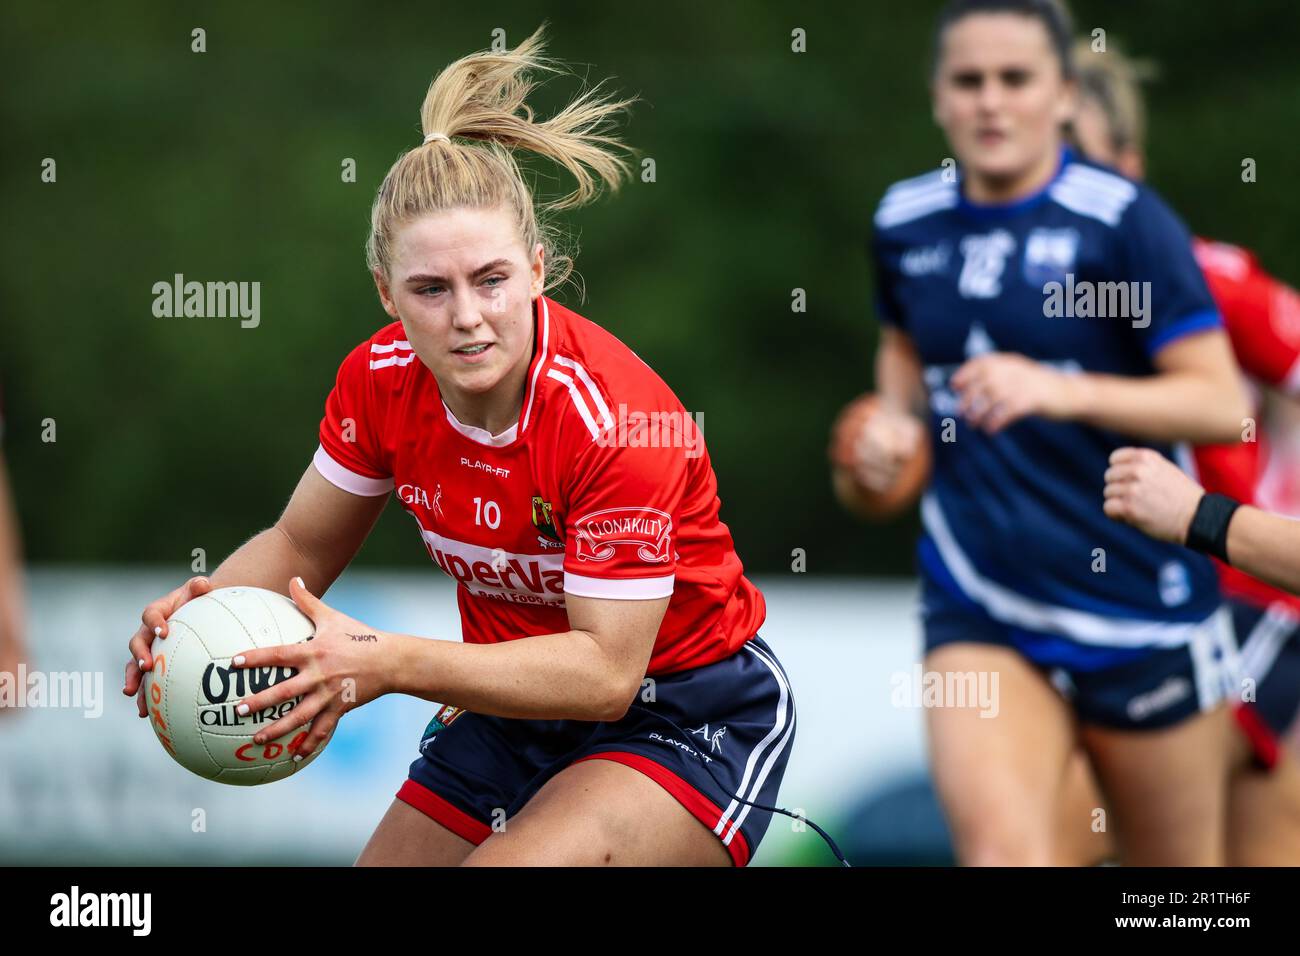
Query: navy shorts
397 636 795 866
921 575 1240 730
1230 597 1300 737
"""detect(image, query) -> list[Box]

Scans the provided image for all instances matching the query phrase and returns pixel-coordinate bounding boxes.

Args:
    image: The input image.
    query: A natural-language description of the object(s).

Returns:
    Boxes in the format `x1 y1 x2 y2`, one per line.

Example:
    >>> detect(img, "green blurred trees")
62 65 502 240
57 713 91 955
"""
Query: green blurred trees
3 1 1298 574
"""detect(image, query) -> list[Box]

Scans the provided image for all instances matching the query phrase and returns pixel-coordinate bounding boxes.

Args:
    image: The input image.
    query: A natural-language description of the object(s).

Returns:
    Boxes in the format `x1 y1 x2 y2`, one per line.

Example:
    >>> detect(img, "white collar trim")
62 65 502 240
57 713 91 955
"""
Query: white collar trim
442 402 519 447
439 297 549 448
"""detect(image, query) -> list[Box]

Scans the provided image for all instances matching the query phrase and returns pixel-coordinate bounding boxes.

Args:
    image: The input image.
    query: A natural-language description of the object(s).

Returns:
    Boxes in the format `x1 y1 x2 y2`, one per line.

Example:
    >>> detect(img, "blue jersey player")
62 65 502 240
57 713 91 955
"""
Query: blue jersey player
859 0 1251 864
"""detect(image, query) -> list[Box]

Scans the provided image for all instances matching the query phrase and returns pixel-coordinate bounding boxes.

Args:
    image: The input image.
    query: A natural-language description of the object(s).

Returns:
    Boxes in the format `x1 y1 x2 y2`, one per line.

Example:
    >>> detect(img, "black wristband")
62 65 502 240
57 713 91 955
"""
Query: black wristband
1185 493 1242 564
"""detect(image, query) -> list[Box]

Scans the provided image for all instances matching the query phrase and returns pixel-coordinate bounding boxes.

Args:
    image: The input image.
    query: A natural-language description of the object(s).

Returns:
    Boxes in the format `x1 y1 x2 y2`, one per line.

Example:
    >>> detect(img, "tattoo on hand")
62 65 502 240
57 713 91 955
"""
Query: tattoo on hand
348 633 379 642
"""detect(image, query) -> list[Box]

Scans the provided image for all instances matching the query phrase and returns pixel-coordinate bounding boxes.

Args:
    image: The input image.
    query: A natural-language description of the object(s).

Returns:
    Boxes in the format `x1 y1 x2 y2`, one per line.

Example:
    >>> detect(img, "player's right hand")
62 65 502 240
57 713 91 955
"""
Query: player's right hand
124 575 213 716
830 393 924 493
1103 447 1205 545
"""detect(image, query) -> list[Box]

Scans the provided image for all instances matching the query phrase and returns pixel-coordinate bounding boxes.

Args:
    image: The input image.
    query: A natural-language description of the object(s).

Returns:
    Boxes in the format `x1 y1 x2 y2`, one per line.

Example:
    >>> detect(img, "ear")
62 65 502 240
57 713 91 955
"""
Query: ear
1119 149 1145 182
529 243 546 299
373 268 400 320
1055 79 1080 127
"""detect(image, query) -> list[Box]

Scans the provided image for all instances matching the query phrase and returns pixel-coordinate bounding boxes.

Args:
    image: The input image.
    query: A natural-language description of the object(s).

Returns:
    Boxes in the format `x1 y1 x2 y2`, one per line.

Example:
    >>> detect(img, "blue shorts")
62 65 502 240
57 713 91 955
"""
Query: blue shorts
921 575 1240 730
1230 597 1300 737
397 636 795 866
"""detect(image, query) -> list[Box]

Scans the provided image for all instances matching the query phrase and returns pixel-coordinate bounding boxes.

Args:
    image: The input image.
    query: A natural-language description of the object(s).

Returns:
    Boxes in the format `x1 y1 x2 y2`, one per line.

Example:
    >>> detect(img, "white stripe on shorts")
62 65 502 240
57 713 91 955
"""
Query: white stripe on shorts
715 642 795 848
1239 602 1300 686
1188 606 1241 712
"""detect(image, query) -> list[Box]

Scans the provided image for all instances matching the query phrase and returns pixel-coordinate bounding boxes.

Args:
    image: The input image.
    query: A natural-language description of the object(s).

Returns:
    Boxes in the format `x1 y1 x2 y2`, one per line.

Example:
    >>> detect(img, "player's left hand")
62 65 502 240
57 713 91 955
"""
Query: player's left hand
951 352 1077 433
1103 447 1205 544
230 577 394 757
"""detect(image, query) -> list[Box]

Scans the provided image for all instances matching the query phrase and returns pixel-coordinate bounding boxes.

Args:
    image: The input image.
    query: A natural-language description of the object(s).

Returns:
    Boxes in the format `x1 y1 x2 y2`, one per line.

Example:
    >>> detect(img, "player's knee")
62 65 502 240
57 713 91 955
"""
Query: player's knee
957 830 1054 866
948 803 1054 866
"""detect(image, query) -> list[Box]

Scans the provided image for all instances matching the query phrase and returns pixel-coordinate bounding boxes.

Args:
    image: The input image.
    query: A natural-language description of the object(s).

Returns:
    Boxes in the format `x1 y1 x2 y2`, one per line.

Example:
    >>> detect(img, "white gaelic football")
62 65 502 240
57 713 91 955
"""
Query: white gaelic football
141 586 326 785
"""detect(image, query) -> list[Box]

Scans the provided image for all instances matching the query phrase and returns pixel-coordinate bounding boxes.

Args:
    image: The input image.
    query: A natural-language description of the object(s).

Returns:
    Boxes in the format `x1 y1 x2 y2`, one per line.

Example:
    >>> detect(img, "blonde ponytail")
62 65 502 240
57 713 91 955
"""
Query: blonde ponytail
366 26 635 293
1072 38 1157 156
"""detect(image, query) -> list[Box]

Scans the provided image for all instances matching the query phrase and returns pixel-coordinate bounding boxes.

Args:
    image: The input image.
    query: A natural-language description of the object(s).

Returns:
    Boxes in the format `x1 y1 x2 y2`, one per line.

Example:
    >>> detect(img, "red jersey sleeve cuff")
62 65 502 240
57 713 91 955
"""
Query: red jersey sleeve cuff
564 571 675 600
312 444 394 497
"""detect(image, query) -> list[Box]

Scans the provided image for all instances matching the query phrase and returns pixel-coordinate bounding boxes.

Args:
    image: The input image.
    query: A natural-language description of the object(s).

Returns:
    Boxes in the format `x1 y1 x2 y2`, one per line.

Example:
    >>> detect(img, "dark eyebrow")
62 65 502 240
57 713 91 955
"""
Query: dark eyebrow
404 259 513 285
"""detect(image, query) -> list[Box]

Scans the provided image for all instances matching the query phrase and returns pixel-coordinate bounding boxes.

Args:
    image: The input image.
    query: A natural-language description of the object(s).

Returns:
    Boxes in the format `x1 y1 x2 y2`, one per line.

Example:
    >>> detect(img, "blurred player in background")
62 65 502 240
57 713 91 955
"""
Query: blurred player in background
1257 398 1300 517
122 28 794 867
1106 449 1300 600
1063 37 1300 864
0 387 27 706
841 0 1252 865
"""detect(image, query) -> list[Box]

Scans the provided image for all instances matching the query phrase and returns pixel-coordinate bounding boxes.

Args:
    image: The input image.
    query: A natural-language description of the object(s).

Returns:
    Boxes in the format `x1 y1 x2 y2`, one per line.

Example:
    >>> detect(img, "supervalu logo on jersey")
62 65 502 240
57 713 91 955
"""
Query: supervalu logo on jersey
573 506 672 564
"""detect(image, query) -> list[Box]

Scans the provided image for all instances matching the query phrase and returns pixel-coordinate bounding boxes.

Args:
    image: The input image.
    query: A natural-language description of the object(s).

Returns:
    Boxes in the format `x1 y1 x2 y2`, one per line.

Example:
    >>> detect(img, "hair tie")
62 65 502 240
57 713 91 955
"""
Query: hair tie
423 131 450 144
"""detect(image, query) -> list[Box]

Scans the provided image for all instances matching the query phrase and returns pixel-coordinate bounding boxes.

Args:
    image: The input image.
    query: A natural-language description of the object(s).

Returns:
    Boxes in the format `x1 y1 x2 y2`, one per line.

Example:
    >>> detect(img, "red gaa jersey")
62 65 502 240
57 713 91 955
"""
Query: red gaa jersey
313 295 765 674
1193 238 1300 395
1190 238 1300 613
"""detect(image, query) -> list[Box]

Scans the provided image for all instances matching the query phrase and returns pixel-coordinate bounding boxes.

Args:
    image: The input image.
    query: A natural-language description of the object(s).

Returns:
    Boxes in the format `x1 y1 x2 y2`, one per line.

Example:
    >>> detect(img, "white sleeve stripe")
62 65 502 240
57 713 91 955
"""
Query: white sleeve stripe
370 340 413 354
875 192 959 228
1060 164 1138 202
547 368 602 439
552 355 614 430
564 571 675 600
312 445 394 497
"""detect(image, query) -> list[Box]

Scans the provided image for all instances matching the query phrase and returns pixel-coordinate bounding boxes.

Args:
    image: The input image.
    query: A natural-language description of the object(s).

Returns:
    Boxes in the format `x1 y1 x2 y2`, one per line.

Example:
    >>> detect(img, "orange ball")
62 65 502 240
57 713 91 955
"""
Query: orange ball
829 392 932 519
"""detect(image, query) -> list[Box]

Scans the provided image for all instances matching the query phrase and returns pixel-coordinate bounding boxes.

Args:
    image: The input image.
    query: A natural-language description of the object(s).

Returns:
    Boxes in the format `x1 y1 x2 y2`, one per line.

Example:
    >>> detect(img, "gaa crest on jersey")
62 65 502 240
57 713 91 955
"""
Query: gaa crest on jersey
1022 227 1079 285
398 483 432 510
419 704 466 752
573 506 672 564
397 482 445 522
958 229 1016 299
531 495 561 542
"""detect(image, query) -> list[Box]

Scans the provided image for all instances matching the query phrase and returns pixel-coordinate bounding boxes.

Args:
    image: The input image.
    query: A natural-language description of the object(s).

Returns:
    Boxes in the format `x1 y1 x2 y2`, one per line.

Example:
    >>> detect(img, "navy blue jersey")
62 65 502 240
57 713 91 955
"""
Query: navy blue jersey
873 147 1224 662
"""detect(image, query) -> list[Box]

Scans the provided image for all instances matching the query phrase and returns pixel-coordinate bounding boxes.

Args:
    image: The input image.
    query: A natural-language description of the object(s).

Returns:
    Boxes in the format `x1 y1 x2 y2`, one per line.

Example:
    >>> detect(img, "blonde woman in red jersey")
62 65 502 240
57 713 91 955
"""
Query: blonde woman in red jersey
121 28 794 866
